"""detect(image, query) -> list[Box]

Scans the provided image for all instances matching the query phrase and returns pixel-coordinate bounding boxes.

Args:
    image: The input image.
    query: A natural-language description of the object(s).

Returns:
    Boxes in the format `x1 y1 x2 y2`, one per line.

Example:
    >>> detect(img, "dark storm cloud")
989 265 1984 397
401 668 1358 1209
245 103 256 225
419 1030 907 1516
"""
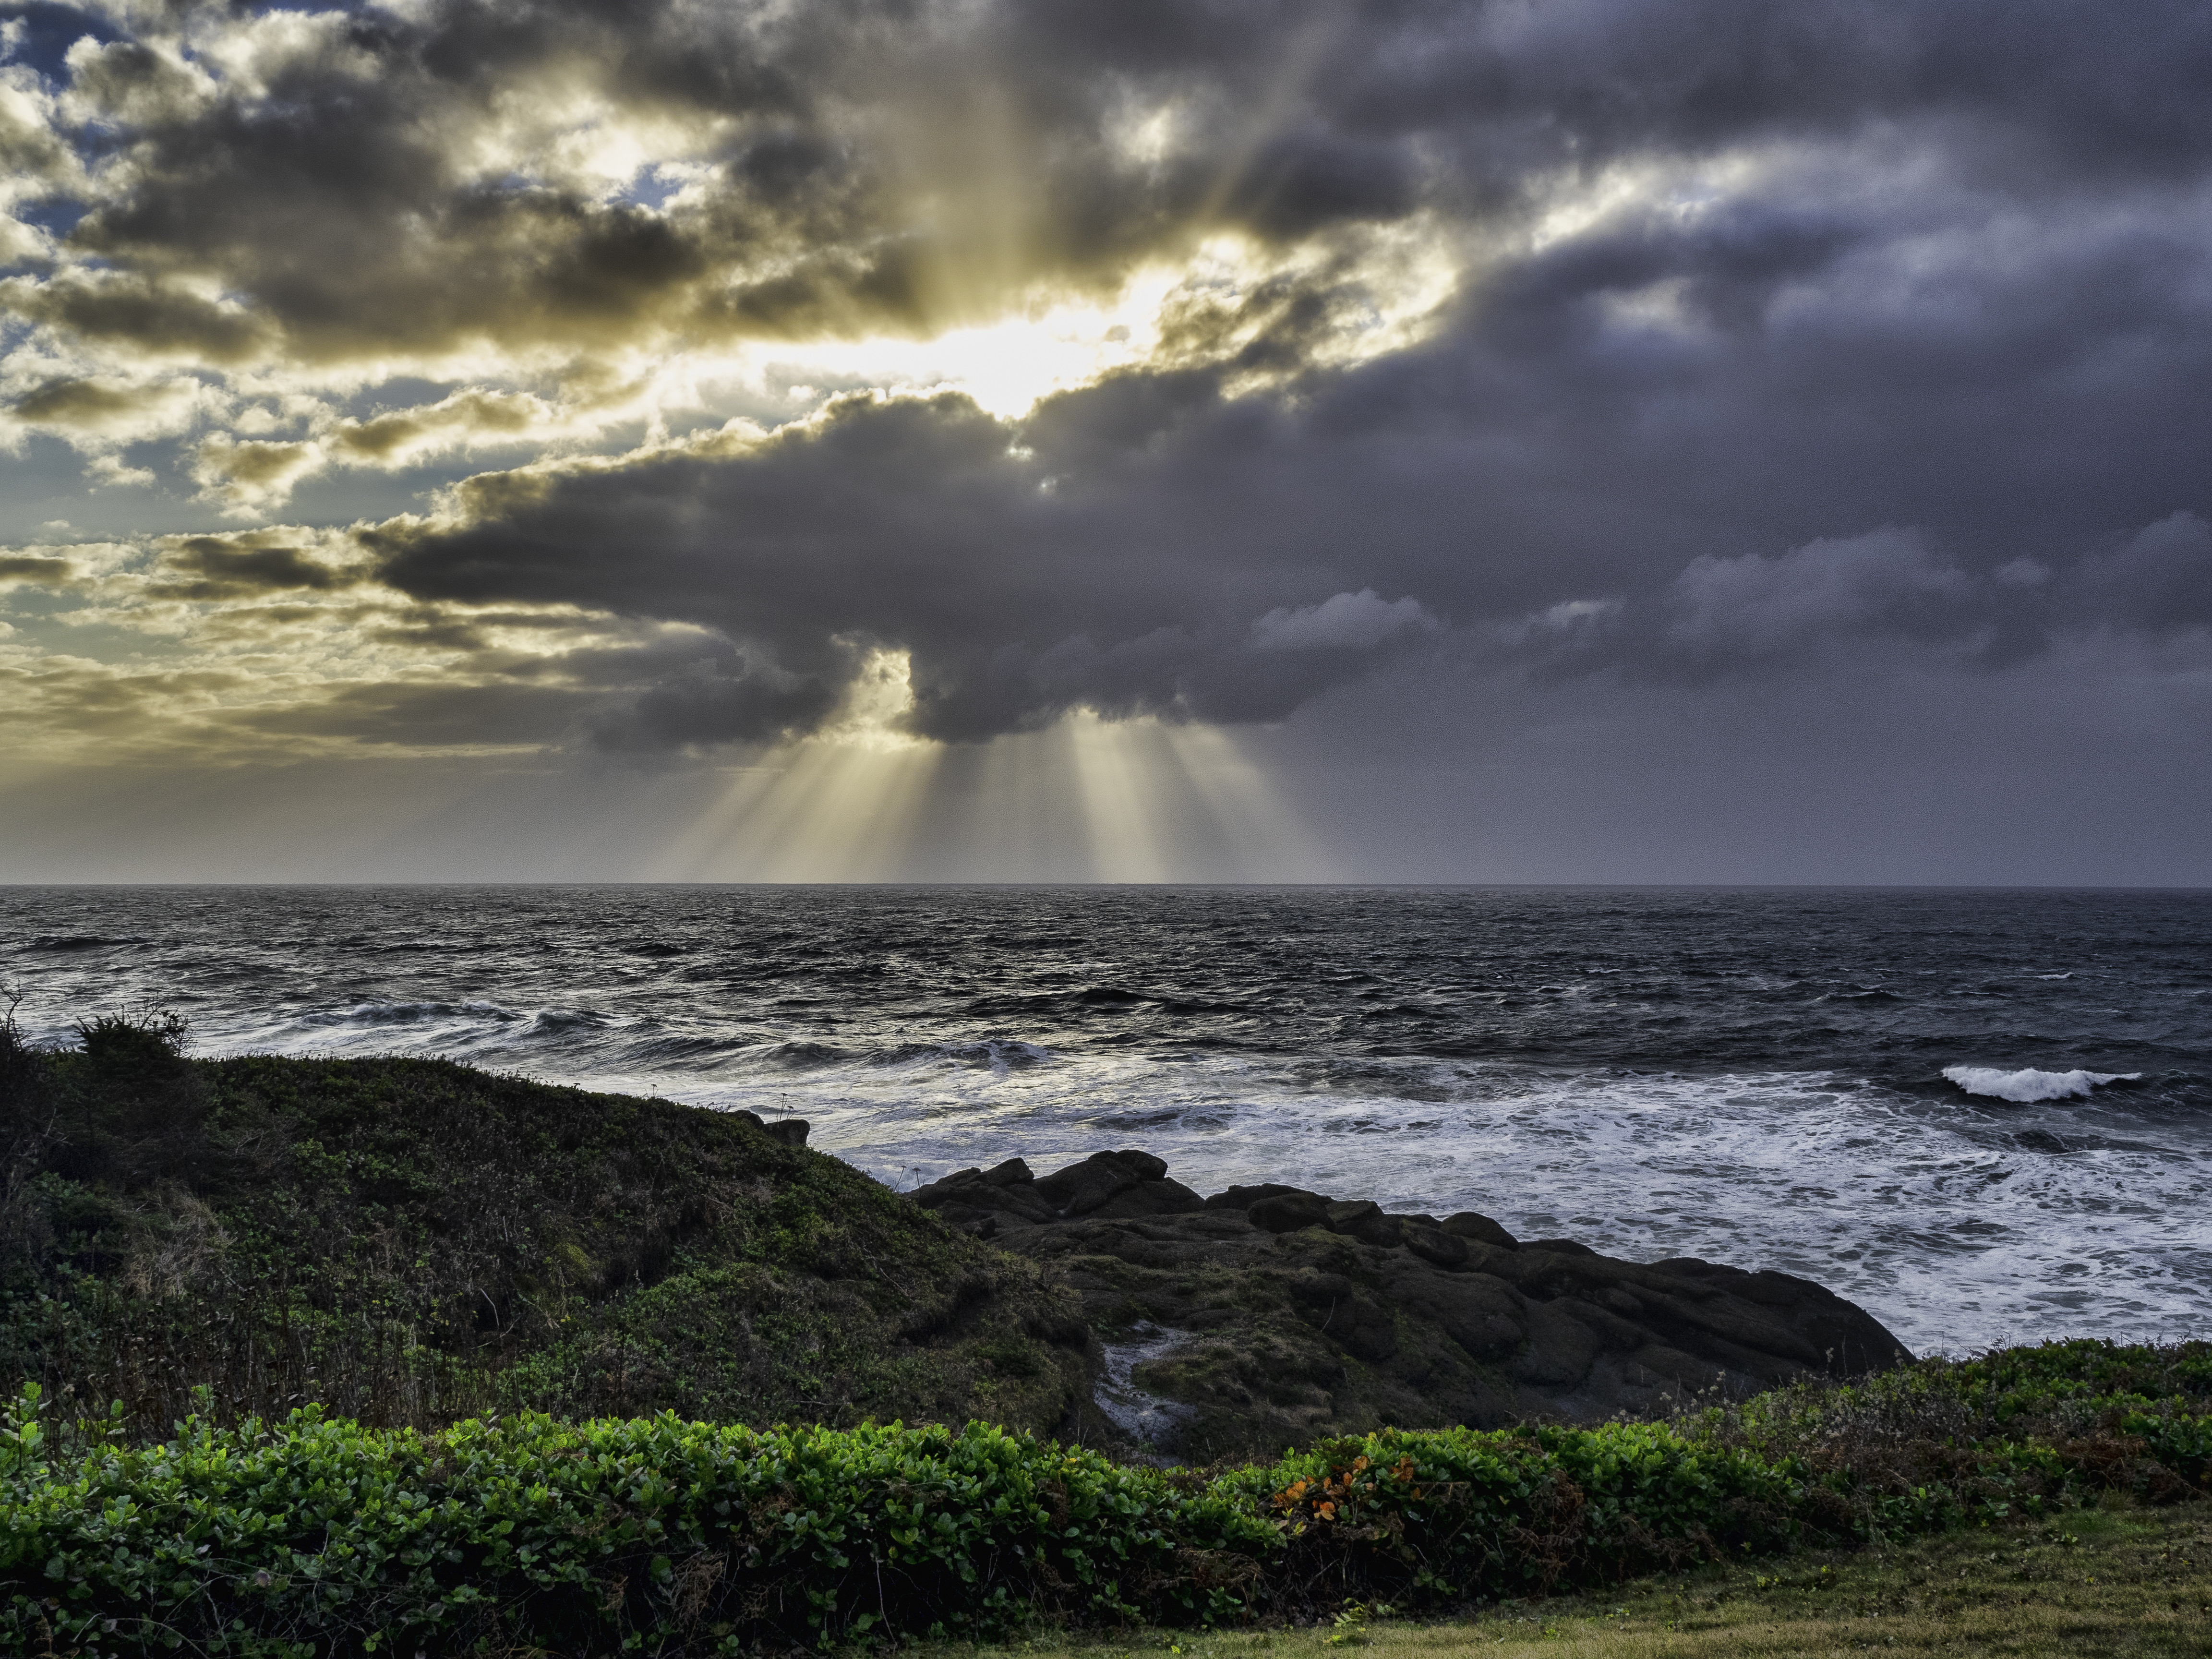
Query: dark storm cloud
9 0 2212 752
2072 512 2212 632
1 271 274 361
369 148 2212 746
363 383 1452 742
14 0 2203 362
220 677 597 749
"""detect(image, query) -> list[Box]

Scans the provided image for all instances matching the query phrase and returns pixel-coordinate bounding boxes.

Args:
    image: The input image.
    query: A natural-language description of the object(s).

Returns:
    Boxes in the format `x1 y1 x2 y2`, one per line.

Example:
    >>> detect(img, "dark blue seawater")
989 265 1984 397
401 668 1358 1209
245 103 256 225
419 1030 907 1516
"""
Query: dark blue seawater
5 885 2207 1353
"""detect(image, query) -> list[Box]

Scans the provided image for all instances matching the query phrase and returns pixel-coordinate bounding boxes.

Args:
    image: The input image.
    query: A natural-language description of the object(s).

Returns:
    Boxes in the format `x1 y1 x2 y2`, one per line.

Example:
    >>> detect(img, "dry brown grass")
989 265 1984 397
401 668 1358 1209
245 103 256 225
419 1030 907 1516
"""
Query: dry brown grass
922 1496 2212 1659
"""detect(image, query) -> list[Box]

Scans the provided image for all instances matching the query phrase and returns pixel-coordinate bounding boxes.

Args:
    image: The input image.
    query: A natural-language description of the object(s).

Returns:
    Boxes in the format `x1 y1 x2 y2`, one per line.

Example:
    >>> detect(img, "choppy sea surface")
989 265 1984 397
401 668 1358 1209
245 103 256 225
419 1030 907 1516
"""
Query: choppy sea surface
5 885 2207 1356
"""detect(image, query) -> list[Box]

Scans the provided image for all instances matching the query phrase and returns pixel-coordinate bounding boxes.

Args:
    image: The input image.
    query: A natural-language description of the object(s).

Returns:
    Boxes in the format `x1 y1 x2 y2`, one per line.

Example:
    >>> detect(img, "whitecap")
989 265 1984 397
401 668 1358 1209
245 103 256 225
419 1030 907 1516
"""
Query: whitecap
1941 1065 2141 1103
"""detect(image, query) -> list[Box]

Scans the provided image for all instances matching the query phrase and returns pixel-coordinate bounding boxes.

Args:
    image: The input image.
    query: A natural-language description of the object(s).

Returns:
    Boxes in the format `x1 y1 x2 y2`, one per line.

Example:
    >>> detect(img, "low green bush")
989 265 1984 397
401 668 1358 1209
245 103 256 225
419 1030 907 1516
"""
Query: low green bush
0 1388 1271 1656
1228 1419 1812 1611
5 1341 2208 1656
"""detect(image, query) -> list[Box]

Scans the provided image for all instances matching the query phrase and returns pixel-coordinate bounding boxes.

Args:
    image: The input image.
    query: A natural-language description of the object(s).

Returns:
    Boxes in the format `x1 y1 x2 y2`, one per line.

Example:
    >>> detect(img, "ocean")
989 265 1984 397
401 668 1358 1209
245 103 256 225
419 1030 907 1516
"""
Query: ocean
5 885 2206 1356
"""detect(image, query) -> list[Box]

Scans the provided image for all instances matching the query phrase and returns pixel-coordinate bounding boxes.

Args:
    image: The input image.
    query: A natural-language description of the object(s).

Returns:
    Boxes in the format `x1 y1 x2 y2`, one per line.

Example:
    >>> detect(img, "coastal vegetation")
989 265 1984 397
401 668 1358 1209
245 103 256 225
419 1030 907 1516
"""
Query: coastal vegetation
0 1005 1087 1439
2 1341 2207 1655
1 1010 2206 1655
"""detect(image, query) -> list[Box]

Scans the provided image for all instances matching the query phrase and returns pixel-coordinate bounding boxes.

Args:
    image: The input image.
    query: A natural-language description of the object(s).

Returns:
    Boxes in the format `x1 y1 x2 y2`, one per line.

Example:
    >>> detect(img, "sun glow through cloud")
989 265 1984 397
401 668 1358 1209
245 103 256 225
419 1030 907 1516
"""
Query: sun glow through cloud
723 229 1463 422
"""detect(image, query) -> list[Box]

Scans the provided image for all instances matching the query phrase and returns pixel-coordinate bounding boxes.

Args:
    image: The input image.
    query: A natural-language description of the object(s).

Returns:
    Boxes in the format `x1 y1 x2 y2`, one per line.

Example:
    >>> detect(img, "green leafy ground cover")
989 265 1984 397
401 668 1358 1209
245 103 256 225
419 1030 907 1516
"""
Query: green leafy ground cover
2 1341 2207 1656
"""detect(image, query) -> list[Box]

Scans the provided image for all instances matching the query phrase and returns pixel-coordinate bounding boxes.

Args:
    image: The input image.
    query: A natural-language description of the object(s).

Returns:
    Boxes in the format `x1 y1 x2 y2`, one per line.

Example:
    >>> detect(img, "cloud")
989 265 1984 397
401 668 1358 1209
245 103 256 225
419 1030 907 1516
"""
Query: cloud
328 390 562 465
4 0 2188 388
1 369 209 463
1666 528 1973 661
2072 509 2212 631
0 270 274 363
362 385 1457 744
0 554 74 587
12 377 146 426
189 436 324 513
1250 589 1437 652
149 533 366 600
0 0 2207 805
166 387 613 511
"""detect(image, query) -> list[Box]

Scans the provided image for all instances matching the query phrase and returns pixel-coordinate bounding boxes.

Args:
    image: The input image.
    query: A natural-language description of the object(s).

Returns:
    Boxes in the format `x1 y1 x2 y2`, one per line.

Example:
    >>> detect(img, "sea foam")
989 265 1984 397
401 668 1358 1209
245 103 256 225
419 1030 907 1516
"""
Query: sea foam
1942 1064 2141 1103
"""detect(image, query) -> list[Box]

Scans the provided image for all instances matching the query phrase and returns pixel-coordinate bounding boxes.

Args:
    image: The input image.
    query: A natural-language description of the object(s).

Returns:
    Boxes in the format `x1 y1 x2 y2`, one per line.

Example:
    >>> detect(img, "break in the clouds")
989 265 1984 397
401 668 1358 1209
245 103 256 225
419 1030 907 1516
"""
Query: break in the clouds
1 0 2209 877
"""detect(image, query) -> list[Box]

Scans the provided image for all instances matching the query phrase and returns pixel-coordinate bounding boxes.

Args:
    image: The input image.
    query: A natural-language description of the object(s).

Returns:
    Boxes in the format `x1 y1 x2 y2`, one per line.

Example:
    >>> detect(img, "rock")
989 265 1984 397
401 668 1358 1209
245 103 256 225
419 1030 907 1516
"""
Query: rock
905 1166 1057 1234
1441 1211 1519 1250
1325 1201 1404 1249
905 1146 1914 1462
1031 1149 1170 1217
1247 1191 1332 1232
1203 1183 1312 1212
1086 1178 1207 1220
909 1150 1202 1233
759 1118 810 1149
1402 1224 1471 1271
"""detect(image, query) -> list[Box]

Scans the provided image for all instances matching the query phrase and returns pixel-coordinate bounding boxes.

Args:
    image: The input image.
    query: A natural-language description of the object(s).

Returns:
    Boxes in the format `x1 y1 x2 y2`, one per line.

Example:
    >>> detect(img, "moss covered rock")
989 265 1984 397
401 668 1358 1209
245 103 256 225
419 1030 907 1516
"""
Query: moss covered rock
910 1152 1912 1462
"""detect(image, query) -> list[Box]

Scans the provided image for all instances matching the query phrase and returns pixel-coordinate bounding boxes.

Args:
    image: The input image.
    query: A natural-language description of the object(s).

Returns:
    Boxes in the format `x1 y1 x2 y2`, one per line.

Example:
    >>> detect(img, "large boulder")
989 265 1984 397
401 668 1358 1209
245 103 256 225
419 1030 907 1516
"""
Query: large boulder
908 1150 1912 1462
908 1150 1204 1237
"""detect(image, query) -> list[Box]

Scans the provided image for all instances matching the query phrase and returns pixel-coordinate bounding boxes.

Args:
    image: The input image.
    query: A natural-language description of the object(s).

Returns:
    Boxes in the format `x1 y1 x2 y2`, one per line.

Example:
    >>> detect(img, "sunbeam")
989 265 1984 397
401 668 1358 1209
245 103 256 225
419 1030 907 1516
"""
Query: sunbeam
649 702 1332 883
1065 710 1176 882
651 650 943 881
1159 722 1335 881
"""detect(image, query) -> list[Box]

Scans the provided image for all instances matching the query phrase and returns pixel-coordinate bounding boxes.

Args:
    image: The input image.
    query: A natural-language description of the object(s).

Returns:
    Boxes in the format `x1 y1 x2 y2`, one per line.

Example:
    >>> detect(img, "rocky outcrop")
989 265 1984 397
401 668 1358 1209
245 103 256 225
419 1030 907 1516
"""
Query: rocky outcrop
908 1149 1912 1462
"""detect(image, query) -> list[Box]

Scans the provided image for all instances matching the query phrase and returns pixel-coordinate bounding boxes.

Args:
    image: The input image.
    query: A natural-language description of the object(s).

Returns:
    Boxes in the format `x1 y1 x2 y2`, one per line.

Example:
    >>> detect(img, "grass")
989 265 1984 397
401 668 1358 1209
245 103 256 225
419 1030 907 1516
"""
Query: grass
921 1497 2212 1658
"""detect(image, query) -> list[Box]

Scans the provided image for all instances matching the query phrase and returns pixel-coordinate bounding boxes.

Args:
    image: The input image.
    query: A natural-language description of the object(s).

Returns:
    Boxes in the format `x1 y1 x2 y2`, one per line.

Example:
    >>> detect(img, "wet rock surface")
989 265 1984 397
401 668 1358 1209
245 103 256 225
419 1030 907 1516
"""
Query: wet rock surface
908 1149 1913 1462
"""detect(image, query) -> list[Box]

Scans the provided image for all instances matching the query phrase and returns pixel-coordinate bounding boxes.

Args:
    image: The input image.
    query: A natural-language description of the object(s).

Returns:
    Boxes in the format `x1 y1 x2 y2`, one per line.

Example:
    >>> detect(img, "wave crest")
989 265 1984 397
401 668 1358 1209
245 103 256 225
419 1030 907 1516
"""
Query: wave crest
1942 1064 2141 1103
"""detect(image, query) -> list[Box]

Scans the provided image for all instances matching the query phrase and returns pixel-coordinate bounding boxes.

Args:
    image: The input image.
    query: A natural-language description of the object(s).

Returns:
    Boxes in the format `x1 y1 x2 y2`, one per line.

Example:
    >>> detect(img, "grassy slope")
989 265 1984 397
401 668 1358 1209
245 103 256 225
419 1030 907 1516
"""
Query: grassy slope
925 1497 2212 1658
2 1044 1090 1437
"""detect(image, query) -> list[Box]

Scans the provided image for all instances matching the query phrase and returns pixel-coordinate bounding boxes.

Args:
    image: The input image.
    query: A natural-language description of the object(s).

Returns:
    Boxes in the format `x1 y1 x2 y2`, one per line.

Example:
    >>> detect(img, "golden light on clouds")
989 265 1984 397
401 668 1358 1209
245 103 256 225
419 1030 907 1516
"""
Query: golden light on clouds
759 227 1465 420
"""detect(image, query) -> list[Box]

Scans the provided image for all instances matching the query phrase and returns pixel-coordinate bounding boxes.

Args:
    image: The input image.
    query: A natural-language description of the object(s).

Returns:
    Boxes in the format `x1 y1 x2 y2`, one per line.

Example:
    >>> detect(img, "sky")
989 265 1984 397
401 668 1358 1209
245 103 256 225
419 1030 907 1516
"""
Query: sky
0 0 2208 884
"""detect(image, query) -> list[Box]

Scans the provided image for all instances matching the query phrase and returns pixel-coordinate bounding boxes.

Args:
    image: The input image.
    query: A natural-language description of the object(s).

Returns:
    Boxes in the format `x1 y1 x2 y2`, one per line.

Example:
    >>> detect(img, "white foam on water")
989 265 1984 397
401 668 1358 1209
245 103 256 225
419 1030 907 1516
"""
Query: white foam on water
497 1046 2210 1360
1943 1065 2142 1103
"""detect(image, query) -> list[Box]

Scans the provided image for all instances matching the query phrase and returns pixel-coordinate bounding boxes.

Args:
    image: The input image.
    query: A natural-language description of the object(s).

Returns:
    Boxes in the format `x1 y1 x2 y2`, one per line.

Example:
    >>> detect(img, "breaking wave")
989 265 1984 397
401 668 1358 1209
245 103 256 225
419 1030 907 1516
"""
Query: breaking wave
1943 1065 2143 1103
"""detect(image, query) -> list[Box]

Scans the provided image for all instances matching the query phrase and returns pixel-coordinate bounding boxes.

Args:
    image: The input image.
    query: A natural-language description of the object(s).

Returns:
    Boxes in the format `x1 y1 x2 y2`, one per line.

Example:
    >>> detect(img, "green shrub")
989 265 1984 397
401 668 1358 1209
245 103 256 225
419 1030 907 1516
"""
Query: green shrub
0 1387 1271 1657
6 1343 2208 1655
